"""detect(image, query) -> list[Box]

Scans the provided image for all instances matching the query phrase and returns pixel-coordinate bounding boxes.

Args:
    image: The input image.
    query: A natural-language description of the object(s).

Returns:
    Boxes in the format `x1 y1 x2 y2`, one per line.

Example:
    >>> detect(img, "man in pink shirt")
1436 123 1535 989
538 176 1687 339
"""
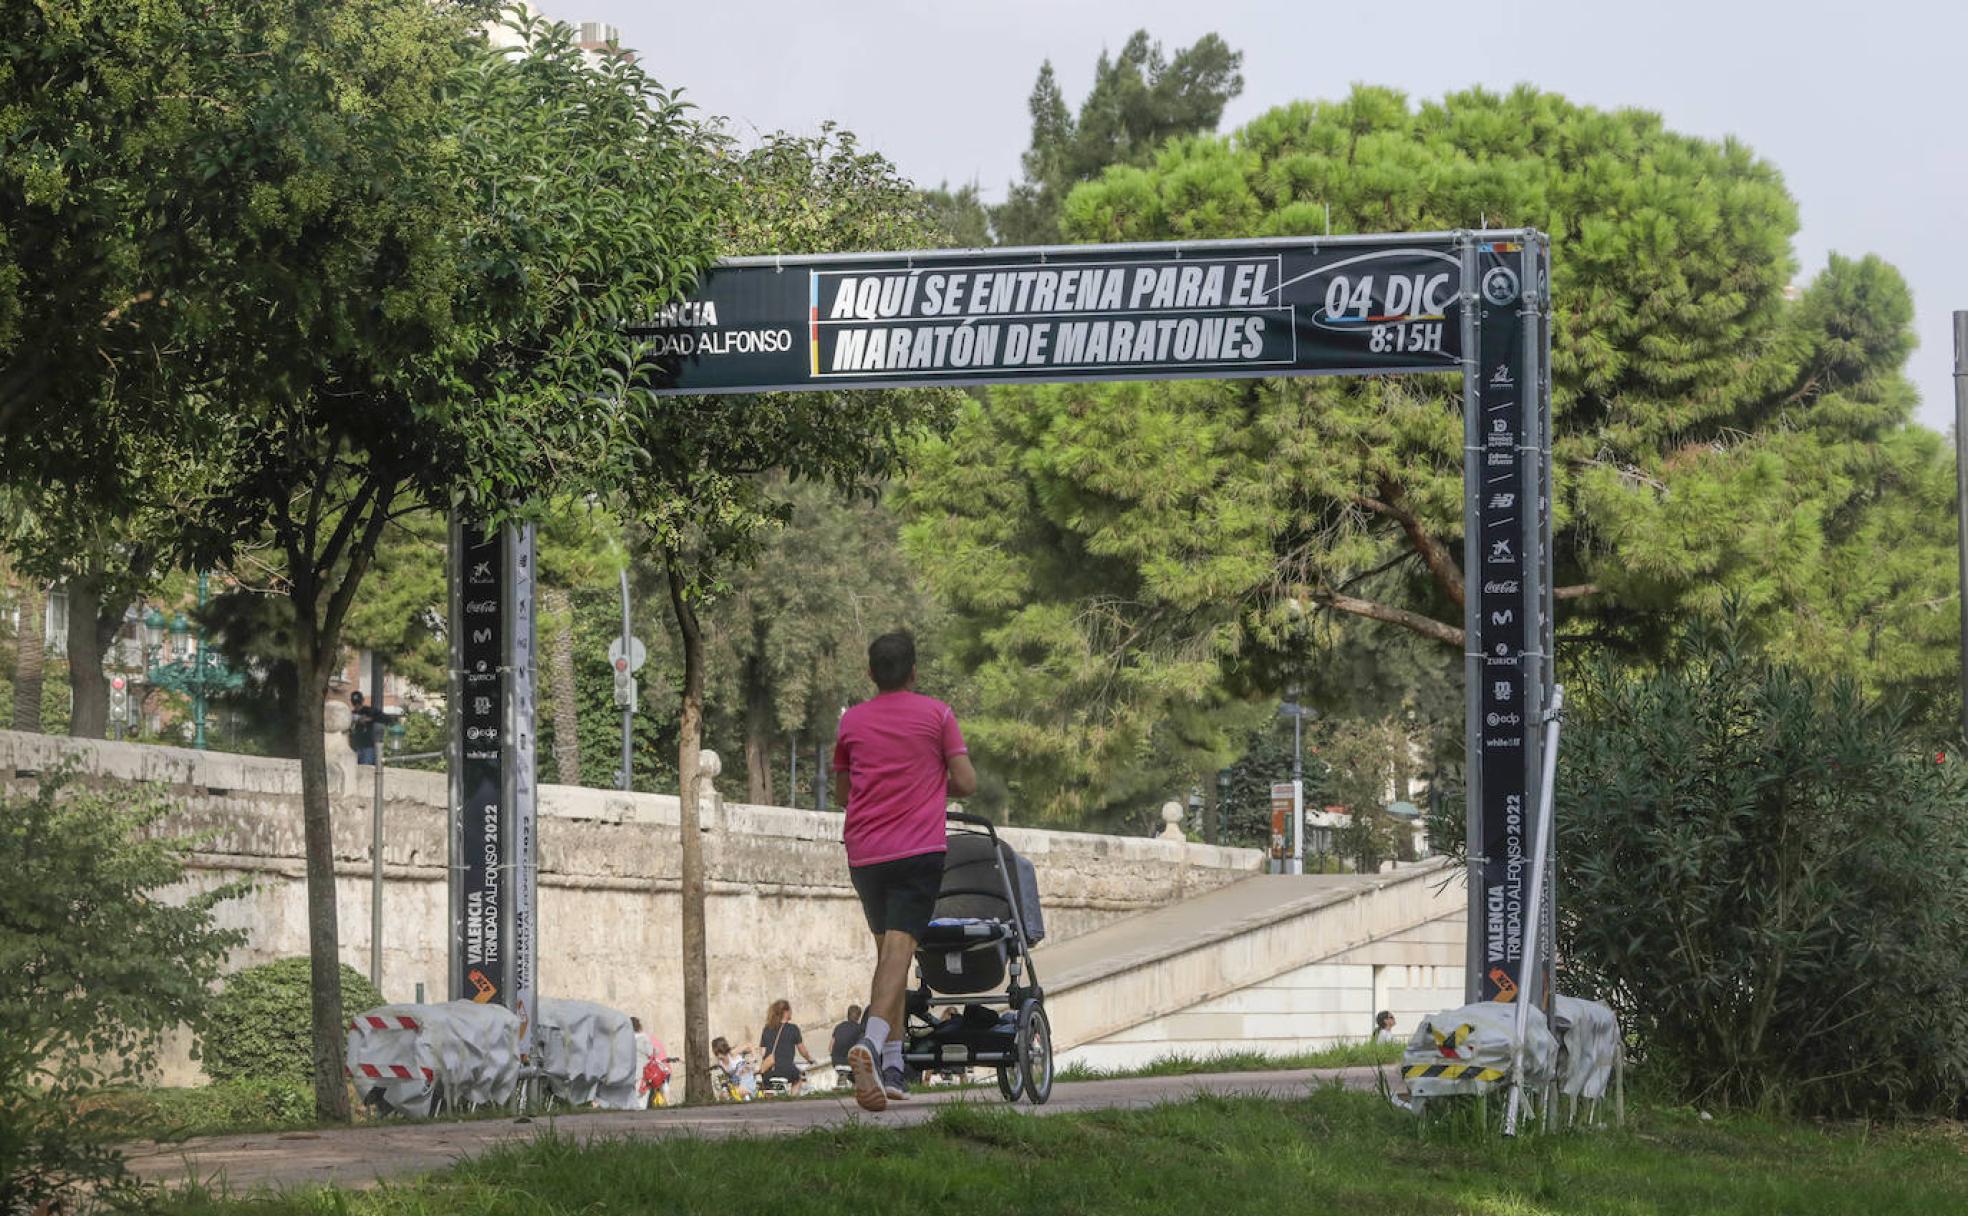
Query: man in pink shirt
831 631 976 1112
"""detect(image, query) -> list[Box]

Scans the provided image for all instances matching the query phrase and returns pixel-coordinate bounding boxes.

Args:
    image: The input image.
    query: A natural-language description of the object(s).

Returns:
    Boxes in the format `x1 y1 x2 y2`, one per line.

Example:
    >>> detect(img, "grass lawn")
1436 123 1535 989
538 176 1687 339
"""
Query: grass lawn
1055 1039 1404 1080
152 1086 1967 1216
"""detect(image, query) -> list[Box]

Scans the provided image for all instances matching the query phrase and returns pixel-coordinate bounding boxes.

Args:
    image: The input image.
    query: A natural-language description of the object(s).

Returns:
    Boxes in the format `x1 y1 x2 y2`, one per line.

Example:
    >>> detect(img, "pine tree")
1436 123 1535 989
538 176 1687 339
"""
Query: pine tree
902 86 1943 820
992 33 1243 247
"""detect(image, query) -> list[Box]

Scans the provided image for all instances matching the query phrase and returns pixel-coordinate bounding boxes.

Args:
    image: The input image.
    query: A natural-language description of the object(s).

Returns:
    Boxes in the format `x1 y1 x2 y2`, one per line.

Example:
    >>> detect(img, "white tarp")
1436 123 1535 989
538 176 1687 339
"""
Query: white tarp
345 1001 520 1115
536 997 641 1110
1550 995 1620 1099
1401 1001 1556 1099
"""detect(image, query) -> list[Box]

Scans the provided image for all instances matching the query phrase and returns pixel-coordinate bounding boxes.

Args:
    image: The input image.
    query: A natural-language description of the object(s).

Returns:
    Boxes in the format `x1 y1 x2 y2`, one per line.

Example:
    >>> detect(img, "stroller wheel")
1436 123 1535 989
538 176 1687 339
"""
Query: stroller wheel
1017 1000 1053 1106
996 1063 1024 1102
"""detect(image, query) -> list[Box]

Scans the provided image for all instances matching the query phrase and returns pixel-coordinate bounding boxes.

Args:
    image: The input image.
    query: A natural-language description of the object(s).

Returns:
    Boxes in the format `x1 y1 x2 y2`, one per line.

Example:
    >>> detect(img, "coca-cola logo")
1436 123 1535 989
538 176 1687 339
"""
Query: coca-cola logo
1483 580 1519 594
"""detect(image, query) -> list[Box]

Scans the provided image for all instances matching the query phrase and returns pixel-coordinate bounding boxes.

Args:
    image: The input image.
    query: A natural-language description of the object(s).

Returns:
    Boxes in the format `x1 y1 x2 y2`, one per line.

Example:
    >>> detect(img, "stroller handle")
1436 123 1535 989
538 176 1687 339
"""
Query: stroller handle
945 808 1001 838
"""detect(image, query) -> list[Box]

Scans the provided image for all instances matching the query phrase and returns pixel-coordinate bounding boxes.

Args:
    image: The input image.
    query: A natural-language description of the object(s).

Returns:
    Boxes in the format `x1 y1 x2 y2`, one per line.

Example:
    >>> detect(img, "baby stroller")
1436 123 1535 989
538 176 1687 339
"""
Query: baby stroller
903 811 1053 1104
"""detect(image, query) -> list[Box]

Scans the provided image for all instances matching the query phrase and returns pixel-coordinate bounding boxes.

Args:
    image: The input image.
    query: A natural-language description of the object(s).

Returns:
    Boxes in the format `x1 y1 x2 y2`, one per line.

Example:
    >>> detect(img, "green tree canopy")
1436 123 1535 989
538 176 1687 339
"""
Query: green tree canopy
993 31 1244 246
900 85 1943 821
26 2 726 1118
685 478 941 805
0 0 209 493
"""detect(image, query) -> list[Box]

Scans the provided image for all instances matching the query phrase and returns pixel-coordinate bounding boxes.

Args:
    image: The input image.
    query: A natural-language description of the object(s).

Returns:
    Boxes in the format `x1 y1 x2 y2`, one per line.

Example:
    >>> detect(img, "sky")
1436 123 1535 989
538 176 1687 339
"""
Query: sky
572 0 1967 432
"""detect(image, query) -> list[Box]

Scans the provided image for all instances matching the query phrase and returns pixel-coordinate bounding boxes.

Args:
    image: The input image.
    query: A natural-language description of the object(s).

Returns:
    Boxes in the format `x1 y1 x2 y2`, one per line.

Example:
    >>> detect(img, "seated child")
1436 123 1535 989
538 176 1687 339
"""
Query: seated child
711 1035 758 1100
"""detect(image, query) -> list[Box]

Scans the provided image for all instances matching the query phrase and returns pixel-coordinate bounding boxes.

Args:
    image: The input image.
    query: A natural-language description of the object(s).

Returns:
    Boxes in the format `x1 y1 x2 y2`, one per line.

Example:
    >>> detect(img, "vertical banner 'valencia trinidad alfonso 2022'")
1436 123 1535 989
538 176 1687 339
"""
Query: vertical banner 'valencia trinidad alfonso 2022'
631 238 1468 393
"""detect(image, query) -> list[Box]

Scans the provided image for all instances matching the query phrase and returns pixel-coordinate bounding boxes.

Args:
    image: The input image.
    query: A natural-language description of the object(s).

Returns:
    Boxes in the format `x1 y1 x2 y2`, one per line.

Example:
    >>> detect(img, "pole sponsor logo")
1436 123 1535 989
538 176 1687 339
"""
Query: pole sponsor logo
1481 265 1520 306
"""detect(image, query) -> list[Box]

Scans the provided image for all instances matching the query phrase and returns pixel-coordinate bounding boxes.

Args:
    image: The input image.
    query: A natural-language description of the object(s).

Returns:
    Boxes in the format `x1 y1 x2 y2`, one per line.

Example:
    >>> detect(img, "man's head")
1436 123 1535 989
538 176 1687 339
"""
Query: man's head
868 631 915 692
350 690 365 707
846 1003 863 1023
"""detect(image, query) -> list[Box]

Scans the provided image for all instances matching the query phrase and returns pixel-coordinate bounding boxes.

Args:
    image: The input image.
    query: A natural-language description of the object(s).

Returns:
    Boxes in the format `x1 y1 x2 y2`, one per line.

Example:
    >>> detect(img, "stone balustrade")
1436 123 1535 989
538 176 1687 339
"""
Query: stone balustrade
2 727 1261 1083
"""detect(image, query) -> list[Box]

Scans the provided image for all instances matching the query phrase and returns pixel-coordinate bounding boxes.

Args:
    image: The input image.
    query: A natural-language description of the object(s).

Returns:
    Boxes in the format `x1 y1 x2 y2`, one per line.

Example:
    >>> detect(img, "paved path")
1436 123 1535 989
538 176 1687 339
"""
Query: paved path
125 1066 1382 1193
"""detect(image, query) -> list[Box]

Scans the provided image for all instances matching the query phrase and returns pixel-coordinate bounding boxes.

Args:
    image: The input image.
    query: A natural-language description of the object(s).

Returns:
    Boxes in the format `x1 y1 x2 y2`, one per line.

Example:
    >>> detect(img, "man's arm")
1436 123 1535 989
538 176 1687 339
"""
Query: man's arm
946 753 978 799
940 707 977 799
832 769 851 809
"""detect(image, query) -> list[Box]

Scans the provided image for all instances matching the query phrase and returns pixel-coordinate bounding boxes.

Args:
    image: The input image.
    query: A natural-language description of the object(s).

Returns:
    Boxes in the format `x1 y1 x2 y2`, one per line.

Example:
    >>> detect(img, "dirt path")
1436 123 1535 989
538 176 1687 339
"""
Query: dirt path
125 1065 1383 1194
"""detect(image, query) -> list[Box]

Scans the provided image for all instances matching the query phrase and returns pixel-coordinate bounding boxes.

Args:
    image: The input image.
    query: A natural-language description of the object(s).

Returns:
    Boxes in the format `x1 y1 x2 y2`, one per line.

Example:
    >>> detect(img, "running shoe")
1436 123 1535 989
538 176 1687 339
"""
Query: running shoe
847 1039 886 1112
882 1066 911 1101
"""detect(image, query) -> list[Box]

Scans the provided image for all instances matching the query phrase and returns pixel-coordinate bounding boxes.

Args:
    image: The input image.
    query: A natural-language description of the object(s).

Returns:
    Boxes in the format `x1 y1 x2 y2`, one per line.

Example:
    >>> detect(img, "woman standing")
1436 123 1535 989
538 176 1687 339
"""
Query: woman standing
759 999 816 1095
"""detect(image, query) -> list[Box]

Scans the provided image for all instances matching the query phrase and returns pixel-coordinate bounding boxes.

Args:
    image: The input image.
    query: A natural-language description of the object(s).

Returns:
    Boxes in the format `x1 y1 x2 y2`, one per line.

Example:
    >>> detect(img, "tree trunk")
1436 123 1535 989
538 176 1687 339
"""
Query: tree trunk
275 461 394 1125
743 658 774 805
1202 774 1220 845
666 558 712 1104
65 574 128 739
11 580 45 733
292 640 351 1121
542 586 581 785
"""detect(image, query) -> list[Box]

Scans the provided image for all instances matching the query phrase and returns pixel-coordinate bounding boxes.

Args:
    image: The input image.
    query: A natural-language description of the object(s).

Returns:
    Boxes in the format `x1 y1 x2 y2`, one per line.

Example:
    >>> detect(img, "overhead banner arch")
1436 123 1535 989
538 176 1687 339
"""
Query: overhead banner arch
452 230 1554 1024
629 236 1465 393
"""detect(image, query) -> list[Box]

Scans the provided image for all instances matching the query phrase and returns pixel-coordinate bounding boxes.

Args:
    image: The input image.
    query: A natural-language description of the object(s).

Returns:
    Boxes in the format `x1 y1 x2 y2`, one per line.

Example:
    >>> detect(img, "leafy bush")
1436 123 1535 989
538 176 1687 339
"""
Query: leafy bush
201 958 385 1084
80 1078 315 1142
1 768 245 1211
1557 621 1968 1116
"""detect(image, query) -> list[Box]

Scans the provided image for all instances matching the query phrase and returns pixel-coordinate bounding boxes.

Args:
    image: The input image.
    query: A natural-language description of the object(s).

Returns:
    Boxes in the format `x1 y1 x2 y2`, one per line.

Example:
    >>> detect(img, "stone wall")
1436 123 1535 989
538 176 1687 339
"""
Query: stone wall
1 729 1262 1084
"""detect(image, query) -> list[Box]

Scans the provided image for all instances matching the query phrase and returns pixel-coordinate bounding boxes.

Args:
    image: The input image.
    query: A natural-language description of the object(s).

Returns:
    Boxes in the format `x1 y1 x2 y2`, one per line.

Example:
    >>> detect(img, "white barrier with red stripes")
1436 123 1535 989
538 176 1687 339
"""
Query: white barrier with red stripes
345 1001 520 1114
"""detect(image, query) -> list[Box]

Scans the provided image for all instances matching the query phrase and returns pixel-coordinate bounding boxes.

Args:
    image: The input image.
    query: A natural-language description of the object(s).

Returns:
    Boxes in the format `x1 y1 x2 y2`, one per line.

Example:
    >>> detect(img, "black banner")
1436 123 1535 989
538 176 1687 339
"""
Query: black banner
633 239 1466 395
1472 239 1546 1003
455 522 505 1005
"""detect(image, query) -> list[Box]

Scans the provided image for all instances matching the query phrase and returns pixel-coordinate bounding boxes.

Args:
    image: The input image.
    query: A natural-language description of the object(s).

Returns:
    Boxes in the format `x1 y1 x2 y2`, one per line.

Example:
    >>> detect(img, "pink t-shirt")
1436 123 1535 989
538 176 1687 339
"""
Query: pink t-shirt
832 690 966 867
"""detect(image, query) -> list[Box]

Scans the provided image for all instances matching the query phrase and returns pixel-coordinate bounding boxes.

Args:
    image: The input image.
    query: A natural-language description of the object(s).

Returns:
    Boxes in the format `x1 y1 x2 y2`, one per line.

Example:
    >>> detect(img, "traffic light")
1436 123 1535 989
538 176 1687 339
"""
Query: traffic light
612 657 636 710
109 675 129 735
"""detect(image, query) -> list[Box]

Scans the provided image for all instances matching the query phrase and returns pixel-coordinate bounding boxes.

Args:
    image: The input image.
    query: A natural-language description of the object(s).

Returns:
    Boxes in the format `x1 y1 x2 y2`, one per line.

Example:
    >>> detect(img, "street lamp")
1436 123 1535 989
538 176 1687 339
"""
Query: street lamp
141 572 243 750
1276 689 1315 874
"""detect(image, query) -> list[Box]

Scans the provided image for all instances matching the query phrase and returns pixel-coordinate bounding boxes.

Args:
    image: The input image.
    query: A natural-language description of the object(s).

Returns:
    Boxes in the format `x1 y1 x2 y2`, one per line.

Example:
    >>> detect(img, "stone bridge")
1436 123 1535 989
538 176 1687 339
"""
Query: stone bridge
3 729 1259 1082
2 728 1463 1082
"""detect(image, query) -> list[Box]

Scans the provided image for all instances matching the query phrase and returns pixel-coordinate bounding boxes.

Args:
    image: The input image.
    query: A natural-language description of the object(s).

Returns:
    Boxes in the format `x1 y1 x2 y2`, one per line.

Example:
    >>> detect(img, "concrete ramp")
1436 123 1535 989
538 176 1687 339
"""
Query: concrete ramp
1035 861 1465 1069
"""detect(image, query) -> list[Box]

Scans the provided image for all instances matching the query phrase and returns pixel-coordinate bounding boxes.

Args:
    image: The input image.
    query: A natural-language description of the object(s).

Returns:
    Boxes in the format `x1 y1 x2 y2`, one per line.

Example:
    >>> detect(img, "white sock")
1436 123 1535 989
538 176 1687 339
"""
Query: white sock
882 1039 903 1072
863 1016 890 1051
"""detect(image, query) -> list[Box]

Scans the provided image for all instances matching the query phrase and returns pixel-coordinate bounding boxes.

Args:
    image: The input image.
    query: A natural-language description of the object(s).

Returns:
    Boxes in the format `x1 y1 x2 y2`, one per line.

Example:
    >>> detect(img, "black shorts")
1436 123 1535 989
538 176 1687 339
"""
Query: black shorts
850 851 946 941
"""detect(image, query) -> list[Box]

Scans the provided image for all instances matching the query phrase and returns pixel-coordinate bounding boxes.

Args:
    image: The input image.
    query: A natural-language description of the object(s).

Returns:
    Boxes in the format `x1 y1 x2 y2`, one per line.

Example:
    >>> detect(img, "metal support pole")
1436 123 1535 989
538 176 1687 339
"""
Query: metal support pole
1954 311 1968 746
191 571 209 750
788 733 798 808
370 652 386 992
618 569 634 791
1504 685 1564 1137
1457 233 1485 1003
1291 708 1304 874
816 738 829 812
